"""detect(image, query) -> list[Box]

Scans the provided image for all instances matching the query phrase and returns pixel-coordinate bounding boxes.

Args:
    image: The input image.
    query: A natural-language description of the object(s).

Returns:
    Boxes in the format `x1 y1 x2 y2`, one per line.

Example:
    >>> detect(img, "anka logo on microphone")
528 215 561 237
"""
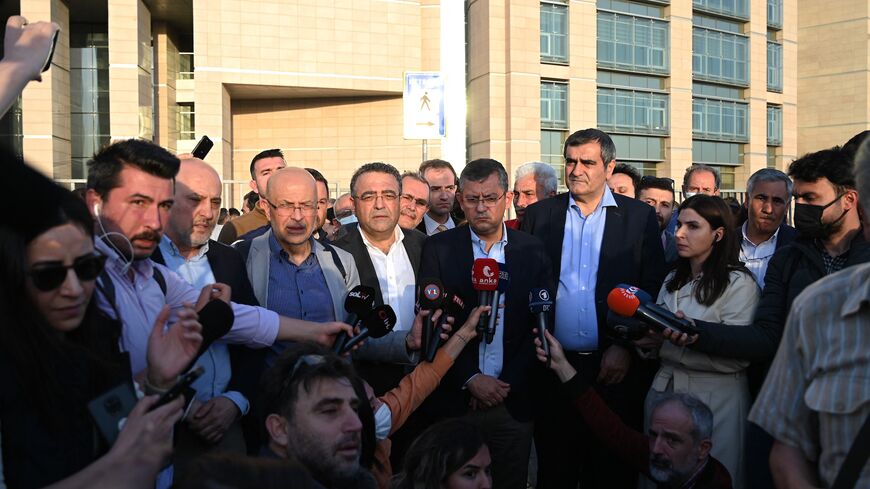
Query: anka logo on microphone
482 265 494 278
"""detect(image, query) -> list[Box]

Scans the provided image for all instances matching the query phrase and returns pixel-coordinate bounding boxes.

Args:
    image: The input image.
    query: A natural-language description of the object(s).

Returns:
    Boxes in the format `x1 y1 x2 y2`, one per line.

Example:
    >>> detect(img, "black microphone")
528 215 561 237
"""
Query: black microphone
529 287 553 368
471 259 499 337
485 265 509 344
340 304 397 354
606 284 700 336
418 278 445 361
333 285 376 354
425 290 465 362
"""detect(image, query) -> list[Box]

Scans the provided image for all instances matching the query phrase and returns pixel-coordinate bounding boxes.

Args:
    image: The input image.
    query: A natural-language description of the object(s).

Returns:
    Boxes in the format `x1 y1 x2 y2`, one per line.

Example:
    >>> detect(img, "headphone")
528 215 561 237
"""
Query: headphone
93 202 101 217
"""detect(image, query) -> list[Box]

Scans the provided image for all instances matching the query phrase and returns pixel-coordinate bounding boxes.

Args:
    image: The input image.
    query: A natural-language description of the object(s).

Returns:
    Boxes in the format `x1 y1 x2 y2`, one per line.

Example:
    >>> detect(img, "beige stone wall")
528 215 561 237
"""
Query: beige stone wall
154 22 179 154
667 0 695 182
108 0 152 141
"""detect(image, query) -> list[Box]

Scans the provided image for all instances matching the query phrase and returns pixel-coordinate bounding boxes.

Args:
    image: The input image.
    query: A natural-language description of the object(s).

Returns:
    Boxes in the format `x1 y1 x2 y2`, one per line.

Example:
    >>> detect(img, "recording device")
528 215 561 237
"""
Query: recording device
418 278 445 362
339 304 397 354
529 287 553 368
471 258 499 340
150 365 205 412
487 266 510 344
191 135 214 160
606 284 701 336
88 382 138 445
425 290 465 362
42 29 59 73
333 285 377 354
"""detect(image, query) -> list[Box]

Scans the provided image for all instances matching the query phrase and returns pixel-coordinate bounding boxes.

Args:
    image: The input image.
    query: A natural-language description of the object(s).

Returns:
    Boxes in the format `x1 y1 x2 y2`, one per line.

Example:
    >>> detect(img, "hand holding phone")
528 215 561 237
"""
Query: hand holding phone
149 365 205 412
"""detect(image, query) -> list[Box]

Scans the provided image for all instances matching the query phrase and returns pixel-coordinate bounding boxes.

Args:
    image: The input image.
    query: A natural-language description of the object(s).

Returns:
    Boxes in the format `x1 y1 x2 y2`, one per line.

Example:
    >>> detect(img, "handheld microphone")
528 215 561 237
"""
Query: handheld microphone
606 284 700 336
529 287 553 367
417 278 445 361
471 258 499 338
425 290 465 362
340 304 397 354
485 266 510 344
333 285 376 354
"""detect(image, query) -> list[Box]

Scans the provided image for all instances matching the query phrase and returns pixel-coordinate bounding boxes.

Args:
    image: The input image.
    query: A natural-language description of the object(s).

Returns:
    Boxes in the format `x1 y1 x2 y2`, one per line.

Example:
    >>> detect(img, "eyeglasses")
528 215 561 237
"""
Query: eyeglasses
462 192 506 207
280 354 326 396
355 191 399 203
265 199 318 217
29 253 107 292
400 194 429 208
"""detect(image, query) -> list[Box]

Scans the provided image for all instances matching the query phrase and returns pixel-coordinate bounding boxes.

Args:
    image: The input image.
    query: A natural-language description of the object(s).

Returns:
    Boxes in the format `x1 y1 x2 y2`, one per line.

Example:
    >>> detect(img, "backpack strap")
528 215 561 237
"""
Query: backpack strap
152 266 167 296
831 413 870 489
321 241 347 282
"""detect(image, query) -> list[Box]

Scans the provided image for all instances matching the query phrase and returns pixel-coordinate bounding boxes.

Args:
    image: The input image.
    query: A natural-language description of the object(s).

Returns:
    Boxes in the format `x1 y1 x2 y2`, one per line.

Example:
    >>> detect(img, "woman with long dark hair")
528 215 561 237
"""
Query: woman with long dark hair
643 195 759 489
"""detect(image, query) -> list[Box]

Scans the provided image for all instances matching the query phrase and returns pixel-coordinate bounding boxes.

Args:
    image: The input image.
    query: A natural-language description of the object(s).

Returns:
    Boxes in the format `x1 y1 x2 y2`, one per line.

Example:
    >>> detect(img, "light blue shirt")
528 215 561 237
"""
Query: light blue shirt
158 236 249 415
470 224 507 379
554 188 617 351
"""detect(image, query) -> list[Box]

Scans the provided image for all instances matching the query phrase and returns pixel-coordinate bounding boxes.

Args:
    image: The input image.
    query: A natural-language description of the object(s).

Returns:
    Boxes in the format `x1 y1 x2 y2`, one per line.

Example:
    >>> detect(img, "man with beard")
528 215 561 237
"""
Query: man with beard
637 176 678 265
398 172 430 230
738 169 796 288
417 159 458 235
261 343 377 489
504 162 557 230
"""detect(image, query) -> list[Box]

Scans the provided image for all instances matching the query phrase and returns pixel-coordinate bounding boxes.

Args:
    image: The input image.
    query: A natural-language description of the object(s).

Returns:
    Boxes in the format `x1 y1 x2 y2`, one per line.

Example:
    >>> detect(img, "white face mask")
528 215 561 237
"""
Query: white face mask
683 191 697 199
338 214 358 226
373 403 392 441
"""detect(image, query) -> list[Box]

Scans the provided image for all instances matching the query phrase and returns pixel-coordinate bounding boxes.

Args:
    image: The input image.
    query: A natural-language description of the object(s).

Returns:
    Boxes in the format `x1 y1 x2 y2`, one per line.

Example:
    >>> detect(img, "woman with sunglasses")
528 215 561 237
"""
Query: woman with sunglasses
639 195 759 489
0 163 205 489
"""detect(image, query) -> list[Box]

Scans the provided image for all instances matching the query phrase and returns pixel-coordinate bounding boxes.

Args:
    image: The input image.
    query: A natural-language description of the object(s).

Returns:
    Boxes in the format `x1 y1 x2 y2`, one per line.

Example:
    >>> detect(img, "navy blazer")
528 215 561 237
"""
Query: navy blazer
521 192 667 348
417 225 554 422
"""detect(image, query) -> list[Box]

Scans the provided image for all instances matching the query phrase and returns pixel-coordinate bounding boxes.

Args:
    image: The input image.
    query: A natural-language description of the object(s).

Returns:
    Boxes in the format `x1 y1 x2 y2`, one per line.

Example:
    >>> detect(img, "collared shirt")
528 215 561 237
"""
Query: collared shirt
266 234 335 365
94 239 279 374
470 224 508 379
816 239 850 275
555 188 617 351
157 237 248 415
740 222 780 288
423 213 455 235
360 226 416 332
749 262 870 487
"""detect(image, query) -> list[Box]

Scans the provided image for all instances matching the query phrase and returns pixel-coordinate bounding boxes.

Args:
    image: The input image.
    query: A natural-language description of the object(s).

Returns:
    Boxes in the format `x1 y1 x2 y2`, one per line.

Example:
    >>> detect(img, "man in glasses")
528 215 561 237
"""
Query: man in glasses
522 128 666 489
417 158 553 488
637 175 679 265
333 163 427 395
217 149 286 244
398 171 431 230
505 161 558 230
417 159 458 235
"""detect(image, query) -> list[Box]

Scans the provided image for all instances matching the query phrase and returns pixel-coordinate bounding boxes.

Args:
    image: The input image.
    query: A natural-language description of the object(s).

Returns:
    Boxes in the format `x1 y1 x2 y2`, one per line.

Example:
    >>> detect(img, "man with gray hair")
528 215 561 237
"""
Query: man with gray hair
739 168 797 288
667 164 722 233
505 161 558 229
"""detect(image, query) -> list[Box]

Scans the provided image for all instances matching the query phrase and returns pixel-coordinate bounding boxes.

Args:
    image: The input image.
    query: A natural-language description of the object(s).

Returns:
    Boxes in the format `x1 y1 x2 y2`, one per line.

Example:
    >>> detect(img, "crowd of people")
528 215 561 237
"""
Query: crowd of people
1 14 869 489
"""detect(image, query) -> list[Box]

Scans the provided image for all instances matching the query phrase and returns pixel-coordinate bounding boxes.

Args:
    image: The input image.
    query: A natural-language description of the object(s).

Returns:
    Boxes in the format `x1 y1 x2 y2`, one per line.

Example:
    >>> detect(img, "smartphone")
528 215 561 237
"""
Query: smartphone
41 29 59 73
327 206 336 221
88 382 138 445
149 365 204 412
191 135 214 160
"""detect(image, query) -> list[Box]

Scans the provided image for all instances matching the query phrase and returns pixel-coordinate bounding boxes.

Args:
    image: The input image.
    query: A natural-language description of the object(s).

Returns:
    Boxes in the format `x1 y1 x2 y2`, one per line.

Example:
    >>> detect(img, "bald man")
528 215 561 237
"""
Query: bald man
152 157 264 474
234 167 360 366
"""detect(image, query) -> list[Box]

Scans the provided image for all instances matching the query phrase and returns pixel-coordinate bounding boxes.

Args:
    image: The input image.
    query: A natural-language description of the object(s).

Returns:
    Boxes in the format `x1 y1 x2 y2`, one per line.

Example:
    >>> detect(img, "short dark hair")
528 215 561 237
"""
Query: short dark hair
249 149 284 180
243 190 259 210
788 147 856 191
637 176 676 202
218 208 229 225
459 158 509 192
563 128 616 164
228 207 241 217
305 167 329 189
394 419 489 489
349 162 402 197
842 130 870 163
612 163 642 197
419 159 457 181
86 139 180 198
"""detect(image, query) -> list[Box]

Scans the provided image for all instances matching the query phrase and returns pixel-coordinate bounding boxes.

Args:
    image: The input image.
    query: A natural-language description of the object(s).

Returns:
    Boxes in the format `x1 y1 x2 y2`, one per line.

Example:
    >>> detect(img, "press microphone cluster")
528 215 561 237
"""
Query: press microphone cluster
606 284 700 336
333 286 398 355
471 259 499 342
529 287 553 367
418 279 466 362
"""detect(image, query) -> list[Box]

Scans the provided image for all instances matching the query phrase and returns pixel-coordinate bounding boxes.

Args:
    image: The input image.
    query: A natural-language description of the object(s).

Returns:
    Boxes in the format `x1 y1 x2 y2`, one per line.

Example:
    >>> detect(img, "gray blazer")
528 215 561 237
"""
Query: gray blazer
245 229 360 321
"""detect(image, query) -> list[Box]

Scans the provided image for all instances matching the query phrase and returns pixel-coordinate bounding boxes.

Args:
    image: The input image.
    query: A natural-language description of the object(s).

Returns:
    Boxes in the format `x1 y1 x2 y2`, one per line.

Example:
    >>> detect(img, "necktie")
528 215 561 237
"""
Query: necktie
435 224 448 233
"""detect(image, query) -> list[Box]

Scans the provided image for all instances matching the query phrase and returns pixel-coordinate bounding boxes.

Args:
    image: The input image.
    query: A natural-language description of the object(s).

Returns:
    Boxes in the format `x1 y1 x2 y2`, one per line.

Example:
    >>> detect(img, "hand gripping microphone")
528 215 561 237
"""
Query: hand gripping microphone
485 266 510 344
425 290 465 362
333 285 377 354
471 258 499 338
339 304 397 354
418 278 445 362
529 287 553 367
606 284 700 336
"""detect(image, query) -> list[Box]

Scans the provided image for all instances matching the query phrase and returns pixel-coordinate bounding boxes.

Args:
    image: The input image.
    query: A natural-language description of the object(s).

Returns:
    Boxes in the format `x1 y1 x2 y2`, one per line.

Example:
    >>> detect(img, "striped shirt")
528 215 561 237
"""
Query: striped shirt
748 262 870 487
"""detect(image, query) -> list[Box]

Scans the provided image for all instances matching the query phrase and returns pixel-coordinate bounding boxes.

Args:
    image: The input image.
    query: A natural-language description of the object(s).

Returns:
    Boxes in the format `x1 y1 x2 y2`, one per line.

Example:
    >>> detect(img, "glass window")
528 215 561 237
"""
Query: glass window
598 11 669 74
541 81 569 129
693 14 743 33
768 0 782 28
716 165 736 189
598 0 665 18
692 82 741 99
693 97 749 141
178 103 195 140
693 27 749 86
620 161 659 176
692 140 743 166
598 87 669 135
767 105 782 146
610 134 665 161
693 0 749 20
178 52 194 80
541 3 569 63
767 41 783 92
0 96 23 162
542 130 568 187
767 146 778 168
598 70 665 89
70 24 111 179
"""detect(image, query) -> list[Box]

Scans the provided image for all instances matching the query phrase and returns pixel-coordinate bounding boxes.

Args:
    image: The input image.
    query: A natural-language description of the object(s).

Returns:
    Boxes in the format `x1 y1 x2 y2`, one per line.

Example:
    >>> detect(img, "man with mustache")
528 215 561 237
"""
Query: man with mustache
417 159 458 235
739 169 796 288
398 171 430 230
504 161 557 230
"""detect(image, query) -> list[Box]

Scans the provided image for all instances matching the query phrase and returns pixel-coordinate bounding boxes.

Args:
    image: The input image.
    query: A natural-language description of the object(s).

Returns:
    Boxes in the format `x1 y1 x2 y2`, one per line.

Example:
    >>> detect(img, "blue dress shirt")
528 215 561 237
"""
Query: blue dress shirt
470 224 508 379
554 189 617 351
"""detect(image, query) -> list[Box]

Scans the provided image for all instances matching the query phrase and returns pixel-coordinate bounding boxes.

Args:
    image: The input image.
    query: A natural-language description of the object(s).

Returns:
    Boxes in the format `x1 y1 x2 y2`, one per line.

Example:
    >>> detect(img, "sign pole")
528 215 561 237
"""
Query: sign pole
422 139 428 161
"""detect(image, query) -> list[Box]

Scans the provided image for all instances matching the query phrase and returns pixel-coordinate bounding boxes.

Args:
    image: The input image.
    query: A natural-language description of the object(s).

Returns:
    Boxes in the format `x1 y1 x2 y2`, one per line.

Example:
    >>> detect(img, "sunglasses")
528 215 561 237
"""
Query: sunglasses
29 254 107 292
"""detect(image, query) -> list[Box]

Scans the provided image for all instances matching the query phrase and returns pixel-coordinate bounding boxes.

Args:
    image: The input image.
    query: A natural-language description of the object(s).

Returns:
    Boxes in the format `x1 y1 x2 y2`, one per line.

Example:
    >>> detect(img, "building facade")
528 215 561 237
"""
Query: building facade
4 0 802 204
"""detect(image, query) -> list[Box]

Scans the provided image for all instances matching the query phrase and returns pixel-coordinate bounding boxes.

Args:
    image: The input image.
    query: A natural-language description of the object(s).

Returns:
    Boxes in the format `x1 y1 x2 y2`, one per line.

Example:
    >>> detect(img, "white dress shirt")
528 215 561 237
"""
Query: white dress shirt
739 222 780 288
359 226 416 332
423 213 455 235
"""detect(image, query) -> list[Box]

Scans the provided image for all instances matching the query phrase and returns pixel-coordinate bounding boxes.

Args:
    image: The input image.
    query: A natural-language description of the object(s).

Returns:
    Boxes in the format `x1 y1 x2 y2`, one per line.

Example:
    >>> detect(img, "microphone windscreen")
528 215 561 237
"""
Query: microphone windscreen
528 287 553 314
471 258 500 292
614 283 653 304
195 299 235 356
607 287 642 318
345 285 376 315
364 304 397 338
418 278 445 310
497 264 510 293
442 291 465 314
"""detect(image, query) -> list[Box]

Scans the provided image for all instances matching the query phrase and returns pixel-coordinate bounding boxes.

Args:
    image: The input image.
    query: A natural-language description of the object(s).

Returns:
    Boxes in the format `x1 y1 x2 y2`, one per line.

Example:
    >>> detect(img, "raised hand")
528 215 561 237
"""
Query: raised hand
534 328 576 383
146 304 203 389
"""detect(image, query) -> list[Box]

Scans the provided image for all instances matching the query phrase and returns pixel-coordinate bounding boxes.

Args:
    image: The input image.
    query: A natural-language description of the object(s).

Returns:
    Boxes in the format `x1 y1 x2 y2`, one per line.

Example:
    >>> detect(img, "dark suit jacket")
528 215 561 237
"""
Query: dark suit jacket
774 223 797 251
415 219 427 234
521 192 667 349
418 225 554 422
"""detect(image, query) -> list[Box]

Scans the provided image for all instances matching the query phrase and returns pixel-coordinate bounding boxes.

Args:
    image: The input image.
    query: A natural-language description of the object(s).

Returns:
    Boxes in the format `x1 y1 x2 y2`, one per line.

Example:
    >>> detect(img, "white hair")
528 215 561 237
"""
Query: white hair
514 162 558 194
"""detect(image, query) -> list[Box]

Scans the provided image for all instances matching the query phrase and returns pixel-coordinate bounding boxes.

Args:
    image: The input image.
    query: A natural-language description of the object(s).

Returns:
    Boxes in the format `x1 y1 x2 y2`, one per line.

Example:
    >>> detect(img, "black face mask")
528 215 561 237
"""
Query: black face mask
793 193 848 239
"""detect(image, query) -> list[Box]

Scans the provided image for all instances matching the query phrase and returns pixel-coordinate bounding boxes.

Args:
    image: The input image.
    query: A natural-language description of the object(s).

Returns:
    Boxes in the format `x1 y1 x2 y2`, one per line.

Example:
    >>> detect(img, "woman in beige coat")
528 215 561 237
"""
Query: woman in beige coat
643 195 759 489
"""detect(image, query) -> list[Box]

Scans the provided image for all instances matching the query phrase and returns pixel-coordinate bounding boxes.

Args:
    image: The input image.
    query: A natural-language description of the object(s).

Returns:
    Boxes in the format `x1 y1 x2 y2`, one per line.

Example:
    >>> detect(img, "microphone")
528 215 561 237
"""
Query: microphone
471 258 499 338
333 285 377 354
339 304 397 354
529 287 553 367
425 290 465 362
417 278 445 361
485 266 510 344
606 284 700 336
